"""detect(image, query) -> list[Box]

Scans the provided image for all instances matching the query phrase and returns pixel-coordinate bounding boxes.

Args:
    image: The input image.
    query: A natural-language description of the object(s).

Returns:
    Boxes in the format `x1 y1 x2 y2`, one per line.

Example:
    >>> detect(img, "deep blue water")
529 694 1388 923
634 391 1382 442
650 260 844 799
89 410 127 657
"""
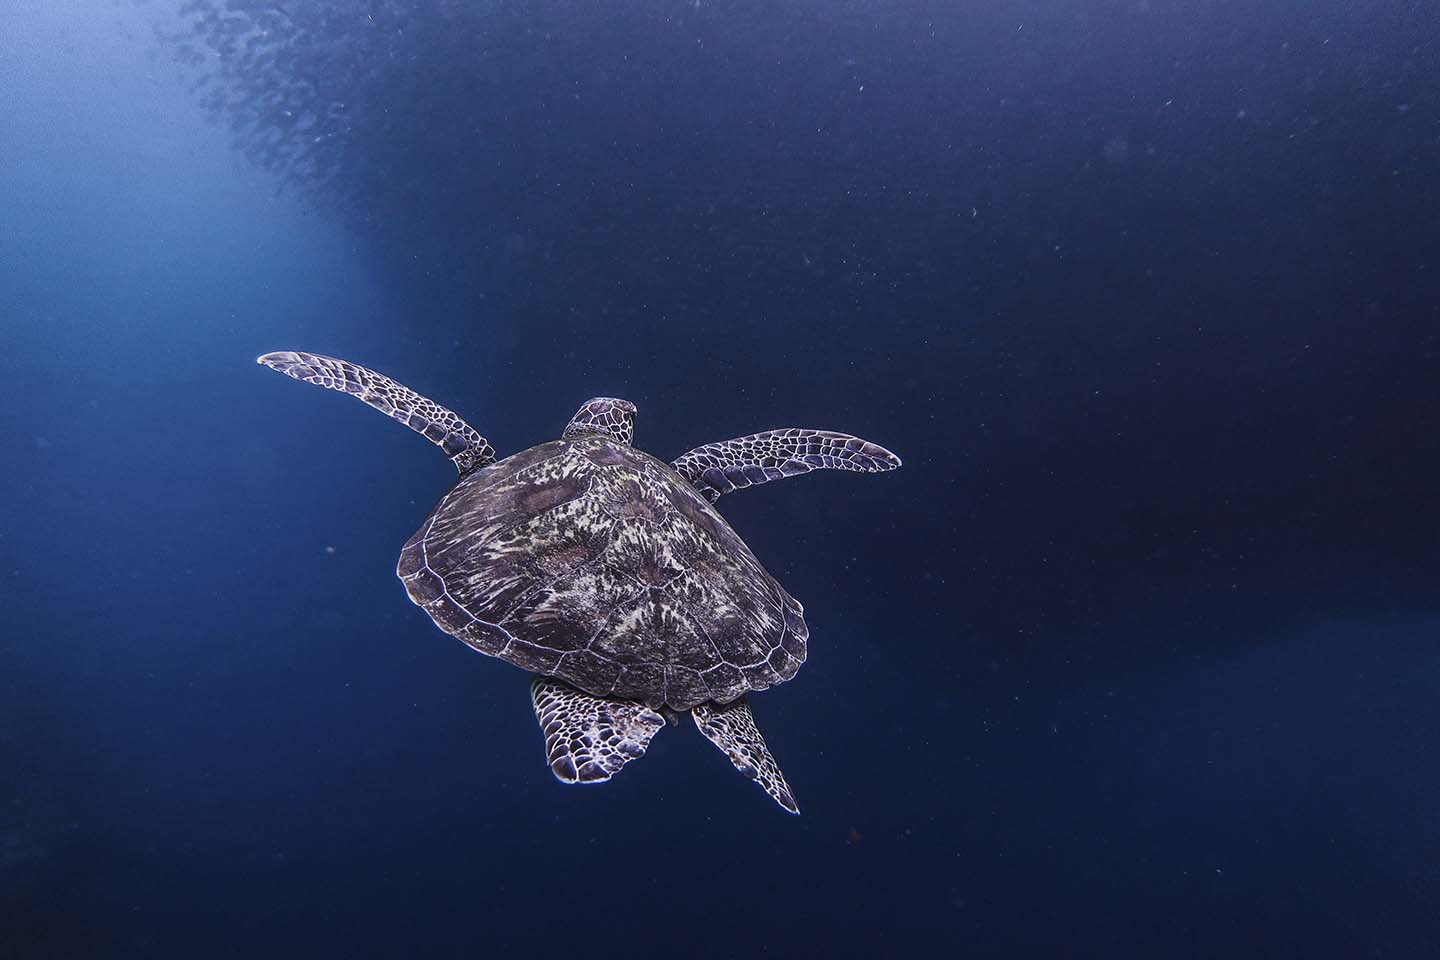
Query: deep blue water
3 1 1438 956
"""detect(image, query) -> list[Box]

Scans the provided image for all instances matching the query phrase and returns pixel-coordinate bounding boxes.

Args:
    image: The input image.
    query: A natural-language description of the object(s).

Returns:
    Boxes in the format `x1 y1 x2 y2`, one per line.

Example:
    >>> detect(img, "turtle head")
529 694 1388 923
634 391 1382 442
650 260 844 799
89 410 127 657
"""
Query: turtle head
562 397 637 445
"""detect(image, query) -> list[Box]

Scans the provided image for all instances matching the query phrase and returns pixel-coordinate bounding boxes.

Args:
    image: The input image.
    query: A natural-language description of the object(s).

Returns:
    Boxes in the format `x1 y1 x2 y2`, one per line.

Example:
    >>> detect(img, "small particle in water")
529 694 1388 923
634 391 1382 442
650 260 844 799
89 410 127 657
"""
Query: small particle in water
324 545 336 555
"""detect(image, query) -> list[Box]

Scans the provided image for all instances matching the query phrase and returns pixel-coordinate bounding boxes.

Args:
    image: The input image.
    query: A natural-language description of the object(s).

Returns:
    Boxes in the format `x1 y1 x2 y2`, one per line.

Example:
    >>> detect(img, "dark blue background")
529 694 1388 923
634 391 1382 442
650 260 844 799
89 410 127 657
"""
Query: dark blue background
3 1 1437 955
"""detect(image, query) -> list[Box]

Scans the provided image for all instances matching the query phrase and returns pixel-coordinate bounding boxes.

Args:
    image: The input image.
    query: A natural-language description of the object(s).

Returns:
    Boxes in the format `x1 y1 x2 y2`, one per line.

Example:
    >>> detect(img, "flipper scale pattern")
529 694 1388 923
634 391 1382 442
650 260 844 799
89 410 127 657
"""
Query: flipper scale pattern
672 429 900 502
693 697 799 814
258 350 495 473
531 676 666 784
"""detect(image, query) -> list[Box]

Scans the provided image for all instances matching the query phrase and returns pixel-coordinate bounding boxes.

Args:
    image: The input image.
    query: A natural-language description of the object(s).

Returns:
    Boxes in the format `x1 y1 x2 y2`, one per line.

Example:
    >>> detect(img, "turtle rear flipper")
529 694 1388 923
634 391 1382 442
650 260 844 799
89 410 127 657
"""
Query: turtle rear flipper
258 350 495 474
693 698 799 815
530 677 665 784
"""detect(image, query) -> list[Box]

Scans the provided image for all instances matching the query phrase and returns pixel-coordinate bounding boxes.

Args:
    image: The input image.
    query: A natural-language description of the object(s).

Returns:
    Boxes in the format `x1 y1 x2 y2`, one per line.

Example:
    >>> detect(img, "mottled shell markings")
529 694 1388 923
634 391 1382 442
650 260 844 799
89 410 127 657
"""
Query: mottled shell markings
397 436 808 712
259 350 900 814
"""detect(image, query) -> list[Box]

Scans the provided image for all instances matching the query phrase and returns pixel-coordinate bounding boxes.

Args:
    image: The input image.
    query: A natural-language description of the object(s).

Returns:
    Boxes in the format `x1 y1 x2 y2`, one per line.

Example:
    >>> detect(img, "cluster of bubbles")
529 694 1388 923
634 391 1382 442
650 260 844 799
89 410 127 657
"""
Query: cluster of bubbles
157 0 842 295
162 1 496 224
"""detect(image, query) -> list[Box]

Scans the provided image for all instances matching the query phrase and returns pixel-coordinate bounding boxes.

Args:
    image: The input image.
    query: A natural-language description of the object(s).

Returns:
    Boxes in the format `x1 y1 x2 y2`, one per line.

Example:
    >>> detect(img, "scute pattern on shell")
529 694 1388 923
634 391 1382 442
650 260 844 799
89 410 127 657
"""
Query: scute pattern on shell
397 436 808 710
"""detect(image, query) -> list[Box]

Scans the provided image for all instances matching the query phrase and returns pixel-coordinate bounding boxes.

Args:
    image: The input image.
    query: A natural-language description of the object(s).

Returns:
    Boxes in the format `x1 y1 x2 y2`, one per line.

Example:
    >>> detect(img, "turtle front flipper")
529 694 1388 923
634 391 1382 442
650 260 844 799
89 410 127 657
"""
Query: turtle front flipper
671 429 900 502
693 698 799 815
530 677 665 784
257 351 495 474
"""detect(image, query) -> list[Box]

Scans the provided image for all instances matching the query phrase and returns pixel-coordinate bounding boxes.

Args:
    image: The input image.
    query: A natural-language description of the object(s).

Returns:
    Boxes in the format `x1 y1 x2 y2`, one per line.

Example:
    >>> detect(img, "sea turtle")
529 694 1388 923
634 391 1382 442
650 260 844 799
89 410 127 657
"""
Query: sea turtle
258 350 900 813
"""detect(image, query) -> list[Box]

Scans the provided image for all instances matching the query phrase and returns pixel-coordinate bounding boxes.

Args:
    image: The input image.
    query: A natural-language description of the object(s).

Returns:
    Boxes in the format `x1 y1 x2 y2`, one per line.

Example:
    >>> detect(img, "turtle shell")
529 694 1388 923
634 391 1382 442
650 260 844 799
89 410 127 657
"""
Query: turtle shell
396 435 808 710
